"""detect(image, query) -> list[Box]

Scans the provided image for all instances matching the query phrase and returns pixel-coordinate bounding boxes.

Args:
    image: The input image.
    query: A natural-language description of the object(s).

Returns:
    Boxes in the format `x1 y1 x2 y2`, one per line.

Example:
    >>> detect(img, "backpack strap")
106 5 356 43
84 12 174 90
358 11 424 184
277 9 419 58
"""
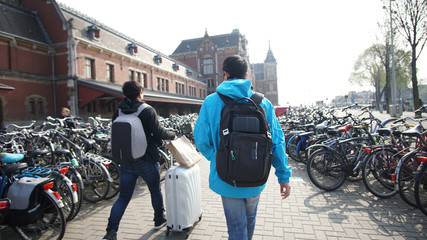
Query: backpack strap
118 103 148 116
217 91 264 105
250 92 264 105
217 92 234 105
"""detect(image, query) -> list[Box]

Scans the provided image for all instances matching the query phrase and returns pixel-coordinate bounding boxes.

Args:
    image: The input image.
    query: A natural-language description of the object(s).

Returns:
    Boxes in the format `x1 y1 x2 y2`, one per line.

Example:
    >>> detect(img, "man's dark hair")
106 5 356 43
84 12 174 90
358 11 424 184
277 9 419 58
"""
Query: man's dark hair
222 55 248 80
122 81 143 99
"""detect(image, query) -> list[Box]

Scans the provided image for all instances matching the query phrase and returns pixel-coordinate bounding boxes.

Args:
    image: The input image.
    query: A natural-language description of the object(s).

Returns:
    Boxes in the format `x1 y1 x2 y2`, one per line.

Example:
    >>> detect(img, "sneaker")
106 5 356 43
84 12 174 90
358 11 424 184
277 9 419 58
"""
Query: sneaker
154 218 167 230
102 230 117 240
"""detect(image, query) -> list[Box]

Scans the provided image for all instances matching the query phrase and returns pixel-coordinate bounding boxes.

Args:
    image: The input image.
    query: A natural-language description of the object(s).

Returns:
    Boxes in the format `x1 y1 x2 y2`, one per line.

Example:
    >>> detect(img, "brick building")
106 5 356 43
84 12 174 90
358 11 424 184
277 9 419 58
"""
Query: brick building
171 29 254 96
0 0 205 127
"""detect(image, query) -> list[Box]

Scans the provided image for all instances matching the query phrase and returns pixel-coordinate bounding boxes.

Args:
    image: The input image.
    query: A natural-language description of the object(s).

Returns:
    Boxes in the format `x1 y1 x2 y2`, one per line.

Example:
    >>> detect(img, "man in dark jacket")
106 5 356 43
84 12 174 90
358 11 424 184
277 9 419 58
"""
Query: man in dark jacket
103 81 176 240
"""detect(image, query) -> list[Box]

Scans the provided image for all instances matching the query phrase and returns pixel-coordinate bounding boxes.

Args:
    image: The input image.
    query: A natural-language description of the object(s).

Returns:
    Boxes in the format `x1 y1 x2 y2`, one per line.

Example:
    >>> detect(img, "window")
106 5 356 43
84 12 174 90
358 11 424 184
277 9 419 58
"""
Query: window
129 70 135 81
106 64 114 83
206 79 215 88
175 82 185 95
27 96 44 115
28 99 35 114
87 101 97 113
203 58 213 74
188 86 196 97
156 77 169 92
141 73 147 88
204 42 209 51
85 58 95 79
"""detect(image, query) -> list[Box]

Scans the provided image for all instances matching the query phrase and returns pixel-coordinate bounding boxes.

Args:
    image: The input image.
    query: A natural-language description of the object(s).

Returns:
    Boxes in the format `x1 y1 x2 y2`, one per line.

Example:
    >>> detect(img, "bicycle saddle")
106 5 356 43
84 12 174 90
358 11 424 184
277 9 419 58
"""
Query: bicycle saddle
377 127 397 137
1 163 28 176
402 125 424 137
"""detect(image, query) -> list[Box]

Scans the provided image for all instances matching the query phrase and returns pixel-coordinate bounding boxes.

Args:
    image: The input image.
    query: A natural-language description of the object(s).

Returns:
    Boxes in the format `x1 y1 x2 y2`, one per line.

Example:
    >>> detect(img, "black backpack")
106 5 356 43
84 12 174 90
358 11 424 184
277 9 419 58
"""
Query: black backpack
216 92 273 187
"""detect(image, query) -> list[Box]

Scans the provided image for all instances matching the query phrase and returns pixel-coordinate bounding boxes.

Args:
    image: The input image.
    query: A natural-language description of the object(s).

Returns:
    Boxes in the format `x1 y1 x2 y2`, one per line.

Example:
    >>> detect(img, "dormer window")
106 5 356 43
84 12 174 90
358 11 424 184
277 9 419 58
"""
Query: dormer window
172 63 179 71
186 44 190 51
87 24 100 40
127 42 138 55
154 54 162 64
186 69 192 76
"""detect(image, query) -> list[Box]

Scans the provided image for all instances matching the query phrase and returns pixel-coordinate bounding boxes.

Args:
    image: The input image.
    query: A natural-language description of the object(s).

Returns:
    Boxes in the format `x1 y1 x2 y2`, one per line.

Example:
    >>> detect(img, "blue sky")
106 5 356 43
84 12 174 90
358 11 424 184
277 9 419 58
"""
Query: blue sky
57 0 426 106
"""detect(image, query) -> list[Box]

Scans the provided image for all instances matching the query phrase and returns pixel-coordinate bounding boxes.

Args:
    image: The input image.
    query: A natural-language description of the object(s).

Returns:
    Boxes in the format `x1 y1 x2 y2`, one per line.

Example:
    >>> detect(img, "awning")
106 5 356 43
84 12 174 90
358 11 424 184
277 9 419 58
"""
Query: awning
77 79 204 107
0 83 15 91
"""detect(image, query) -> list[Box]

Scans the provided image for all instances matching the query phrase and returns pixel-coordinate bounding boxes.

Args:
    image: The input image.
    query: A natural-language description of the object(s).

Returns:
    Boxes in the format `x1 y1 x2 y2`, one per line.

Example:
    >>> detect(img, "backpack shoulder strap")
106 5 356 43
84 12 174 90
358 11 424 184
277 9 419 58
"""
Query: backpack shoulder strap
118 103 148 117
136 103 149 115
217 92 234 105
251 92 264 105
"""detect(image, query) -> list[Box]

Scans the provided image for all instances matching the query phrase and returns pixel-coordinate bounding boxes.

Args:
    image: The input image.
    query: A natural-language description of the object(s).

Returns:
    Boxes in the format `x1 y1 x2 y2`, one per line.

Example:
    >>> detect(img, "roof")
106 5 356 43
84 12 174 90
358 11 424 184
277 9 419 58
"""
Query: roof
172 29 244 55
0 83 15 91
0 2 50 44
77 79 204 107
265 49 276 63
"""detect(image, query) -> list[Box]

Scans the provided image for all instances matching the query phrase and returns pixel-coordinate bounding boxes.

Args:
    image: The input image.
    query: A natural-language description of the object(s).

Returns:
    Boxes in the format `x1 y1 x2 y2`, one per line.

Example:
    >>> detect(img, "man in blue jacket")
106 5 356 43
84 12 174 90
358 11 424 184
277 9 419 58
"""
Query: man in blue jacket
194 55 291 240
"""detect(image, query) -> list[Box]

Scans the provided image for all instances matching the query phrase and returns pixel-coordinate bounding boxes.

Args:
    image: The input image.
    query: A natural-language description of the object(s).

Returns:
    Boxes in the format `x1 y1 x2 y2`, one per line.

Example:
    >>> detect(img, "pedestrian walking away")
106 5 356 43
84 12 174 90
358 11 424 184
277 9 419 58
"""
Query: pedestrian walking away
103 81 176 240
193 55 292 240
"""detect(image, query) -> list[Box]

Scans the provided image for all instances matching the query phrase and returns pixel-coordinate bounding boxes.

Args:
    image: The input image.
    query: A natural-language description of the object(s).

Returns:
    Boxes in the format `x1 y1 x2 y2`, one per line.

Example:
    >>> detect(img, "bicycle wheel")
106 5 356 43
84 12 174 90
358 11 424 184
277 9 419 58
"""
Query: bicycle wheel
343 144 364 182
396 152 420 207
57 176 76 221
64 167 83 220
80 158 110 203
12 190 66 240
415 163 427 215
287 136 300 162
159 149 171 182
362 148 399 198
307 149 346 191
104 161 120 200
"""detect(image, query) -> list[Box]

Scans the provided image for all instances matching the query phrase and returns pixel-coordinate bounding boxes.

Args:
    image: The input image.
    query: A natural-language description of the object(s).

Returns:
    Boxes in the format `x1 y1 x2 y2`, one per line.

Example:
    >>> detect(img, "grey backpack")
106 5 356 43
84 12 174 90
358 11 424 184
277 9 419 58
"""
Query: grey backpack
111 103 148 163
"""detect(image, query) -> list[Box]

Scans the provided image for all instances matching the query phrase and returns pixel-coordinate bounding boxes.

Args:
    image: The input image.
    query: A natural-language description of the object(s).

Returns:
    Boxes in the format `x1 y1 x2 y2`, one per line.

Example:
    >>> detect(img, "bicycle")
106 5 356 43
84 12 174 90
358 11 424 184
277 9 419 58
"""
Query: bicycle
414 154 427 215
306 123 377 191
0 153 66 240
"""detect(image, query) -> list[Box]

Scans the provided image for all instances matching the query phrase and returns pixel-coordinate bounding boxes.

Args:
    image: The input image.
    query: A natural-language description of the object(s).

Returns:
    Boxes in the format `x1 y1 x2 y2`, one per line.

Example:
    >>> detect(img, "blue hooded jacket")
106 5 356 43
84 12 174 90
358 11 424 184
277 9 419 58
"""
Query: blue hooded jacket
193 79 291 198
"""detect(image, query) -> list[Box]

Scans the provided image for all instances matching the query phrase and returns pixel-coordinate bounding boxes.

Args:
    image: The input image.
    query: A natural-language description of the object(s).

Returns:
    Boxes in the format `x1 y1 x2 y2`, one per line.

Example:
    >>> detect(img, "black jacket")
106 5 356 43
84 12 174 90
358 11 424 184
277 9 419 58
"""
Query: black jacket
112 98 175 163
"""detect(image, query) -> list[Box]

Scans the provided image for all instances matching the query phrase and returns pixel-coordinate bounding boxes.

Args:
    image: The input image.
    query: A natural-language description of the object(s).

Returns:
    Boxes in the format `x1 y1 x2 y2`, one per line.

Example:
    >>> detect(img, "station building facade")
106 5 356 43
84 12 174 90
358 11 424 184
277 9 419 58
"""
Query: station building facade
0 0 205 127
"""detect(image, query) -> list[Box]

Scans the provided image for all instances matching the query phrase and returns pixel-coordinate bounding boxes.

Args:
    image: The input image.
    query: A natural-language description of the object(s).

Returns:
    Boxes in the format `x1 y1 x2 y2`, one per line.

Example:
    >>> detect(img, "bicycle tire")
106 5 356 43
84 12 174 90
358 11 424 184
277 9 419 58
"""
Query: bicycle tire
57 176 76 222
80 158 110 203
415 163 427 215
414 163 427 215
396 152 420 207
307 149 346 191
344 144 365 182
104 161 120 200
287 136 300 162
362 148 399 198
12 190 66 240
64 167 83 220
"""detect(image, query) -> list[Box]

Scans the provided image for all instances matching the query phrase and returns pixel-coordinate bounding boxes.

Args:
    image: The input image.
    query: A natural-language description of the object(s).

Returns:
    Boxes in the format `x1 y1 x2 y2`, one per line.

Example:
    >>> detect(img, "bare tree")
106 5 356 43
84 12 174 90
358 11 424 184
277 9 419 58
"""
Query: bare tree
386 0 427 115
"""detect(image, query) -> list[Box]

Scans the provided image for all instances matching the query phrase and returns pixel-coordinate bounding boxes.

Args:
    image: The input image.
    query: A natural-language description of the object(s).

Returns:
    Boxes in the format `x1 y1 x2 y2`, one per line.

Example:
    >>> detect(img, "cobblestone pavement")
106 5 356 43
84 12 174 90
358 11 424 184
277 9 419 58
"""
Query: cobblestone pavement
1 110 427 239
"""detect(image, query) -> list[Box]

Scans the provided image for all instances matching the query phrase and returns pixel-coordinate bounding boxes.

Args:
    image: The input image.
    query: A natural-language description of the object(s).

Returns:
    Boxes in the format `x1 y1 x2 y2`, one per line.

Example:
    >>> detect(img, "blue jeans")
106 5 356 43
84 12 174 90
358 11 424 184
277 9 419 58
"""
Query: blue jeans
106 160 164 232
221 194 261 240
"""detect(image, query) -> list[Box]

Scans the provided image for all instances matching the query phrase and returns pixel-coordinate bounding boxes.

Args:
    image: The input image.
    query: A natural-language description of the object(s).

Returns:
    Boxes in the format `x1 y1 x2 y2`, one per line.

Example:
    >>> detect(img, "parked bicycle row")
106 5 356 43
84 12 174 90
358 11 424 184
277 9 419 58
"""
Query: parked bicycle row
280 105 427 216
0 113 197 239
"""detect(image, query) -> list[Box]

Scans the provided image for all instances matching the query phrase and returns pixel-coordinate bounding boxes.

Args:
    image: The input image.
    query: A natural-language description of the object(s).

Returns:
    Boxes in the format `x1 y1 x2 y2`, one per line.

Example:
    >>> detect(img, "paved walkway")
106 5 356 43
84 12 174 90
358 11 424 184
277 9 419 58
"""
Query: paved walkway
65 156 426 240
1 110 427 239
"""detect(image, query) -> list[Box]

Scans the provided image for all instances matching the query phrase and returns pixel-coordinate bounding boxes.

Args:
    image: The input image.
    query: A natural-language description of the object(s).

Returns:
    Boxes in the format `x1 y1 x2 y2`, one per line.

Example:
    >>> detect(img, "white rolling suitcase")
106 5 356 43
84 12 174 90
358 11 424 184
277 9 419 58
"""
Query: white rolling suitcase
165 164 202 237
